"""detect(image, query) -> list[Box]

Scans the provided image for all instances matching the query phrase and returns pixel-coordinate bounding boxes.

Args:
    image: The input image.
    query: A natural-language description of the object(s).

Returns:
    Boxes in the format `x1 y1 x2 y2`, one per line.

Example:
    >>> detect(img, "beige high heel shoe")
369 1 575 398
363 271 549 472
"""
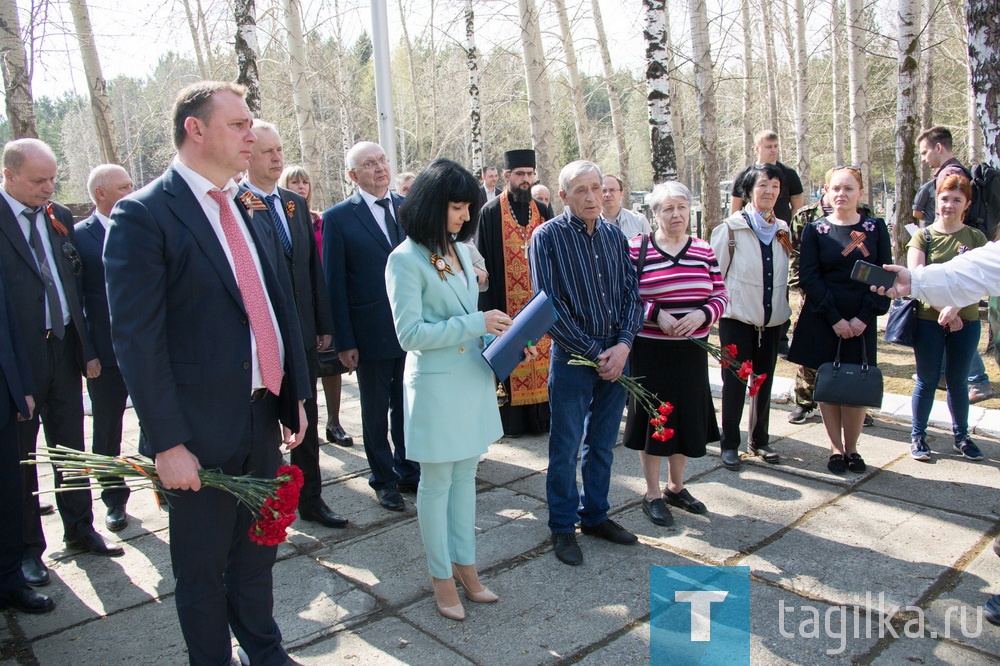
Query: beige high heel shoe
431 577 465 620
452 564 499 603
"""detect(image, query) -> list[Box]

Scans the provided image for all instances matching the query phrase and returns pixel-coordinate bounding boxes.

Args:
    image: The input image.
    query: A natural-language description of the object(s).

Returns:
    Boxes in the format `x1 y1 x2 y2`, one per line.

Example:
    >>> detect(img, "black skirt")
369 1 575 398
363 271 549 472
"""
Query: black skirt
623 336 719 457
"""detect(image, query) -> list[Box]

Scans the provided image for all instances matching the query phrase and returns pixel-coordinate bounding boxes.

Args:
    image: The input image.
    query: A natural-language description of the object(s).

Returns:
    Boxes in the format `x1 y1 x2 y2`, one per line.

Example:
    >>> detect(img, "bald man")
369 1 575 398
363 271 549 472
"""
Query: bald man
76 165 135 533
0 139 122 589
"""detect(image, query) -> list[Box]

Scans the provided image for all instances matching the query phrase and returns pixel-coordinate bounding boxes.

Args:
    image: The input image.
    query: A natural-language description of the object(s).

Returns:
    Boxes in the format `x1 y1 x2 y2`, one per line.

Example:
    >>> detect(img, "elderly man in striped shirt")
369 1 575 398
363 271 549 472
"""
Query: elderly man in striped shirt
529 160 644 566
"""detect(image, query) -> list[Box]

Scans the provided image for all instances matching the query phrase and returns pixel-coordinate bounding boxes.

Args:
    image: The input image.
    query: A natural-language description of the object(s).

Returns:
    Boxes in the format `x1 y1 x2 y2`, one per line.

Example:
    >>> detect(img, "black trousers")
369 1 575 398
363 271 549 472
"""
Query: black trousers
87 364 131 509
355 356 419 490
19 326 93 558
719 319 782 451
0 391 24 592
290 348 323 510
170 393 287 666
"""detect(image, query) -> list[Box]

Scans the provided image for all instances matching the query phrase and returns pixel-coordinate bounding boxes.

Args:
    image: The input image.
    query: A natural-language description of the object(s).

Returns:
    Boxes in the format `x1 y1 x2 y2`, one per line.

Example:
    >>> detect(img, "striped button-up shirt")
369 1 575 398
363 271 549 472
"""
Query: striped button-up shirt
529 211 643 361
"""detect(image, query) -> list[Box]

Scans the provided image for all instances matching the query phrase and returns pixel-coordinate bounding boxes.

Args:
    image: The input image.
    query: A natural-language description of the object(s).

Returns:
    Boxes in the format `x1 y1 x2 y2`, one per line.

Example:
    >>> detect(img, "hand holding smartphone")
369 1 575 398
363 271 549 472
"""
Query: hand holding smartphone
850 261 896 290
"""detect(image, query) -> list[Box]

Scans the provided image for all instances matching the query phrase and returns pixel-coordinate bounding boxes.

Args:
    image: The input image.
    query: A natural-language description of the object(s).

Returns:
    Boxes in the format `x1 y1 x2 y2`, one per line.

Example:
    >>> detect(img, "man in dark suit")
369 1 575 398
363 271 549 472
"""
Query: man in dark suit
478 165 501 207
75 164 134 533
0 139 122 589
243 120 347 530
323 140 419 512
104 81 311 666
0 266 53 615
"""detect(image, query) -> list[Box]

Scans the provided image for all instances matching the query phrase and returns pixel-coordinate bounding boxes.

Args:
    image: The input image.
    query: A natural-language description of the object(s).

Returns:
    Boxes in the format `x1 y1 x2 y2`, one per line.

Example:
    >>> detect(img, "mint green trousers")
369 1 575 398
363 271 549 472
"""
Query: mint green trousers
416 456 480 579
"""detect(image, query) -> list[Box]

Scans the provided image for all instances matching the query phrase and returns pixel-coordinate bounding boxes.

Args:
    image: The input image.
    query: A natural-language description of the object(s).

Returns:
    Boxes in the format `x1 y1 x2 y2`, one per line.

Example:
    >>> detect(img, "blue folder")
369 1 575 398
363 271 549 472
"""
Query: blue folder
482 290 558 382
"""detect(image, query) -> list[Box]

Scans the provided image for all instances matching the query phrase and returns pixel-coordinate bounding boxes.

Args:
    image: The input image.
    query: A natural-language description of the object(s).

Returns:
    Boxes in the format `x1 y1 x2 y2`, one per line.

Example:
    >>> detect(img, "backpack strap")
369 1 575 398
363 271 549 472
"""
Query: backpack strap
721 219 739 281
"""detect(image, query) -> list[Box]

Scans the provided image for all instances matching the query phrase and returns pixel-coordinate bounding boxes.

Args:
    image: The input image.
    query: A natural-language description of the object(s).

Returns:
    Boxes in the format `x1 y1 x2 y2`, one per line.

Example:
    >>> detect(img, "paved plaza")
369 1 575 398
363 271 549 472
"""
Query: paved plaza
3 375 1000 665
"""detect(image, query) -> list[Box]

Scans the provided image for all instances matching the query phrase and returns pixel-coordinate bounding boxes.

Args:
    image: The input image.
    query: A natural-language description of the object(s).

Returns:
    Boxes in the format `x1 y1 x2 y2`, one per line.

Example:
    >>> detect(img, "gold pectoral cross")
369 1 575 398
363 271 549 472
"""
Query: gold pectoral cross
521 242 529 258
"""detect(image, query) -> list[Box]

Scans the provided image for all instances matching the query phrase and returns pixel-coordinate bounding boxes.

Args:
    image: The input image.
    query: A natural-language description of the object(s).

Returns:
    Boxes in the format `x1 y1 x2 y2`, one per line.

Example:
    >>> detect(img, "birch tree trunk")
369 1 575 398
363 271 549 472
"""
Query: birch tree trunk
760 0 780 133
740 0 753 163
894 0 921 261
592 0 628 181
282 0 326 207
920 0 934 181
0 0 37 139
663 5 685 184
197 0 215 75
465 0 483 175
793 0 809 187
644 0 676 183
846 0 870 199
689 0 721 232
517 0 558 197
234 0 261 116
332 0 353 200
831 0 845 167
428 0 439 157
181 0 207 78
397 0 424 162
554 0 589 159
967 0 1000 166
68 0 120 164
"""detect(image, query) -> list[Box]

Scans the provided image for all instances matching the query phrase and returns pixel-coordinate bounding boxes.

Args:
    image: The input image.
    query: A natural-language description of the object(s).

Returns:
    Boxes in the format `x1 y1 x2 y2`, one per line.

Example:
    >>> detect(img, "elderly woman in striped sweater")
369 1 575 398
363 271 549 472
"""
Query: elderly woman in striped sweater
624 181 729 528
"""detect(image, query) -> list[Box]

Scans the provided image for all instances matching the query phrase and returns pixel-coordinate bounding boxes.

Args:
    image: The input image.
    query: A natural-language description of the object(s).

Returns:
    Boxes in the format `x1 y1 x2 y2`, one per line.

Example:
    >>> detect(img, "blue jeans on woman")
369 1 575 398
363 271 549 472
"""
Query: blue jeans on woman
547 341 627 534
912 318 981 441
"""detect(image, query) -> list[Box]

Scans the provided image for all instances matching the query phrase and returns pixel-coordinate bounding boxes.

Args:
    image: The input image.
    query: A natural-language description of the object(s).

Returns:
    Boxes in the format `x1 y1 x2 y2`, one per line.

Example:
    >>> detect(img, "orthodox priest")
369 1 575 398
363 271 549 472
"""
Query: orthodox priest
477 149 554 436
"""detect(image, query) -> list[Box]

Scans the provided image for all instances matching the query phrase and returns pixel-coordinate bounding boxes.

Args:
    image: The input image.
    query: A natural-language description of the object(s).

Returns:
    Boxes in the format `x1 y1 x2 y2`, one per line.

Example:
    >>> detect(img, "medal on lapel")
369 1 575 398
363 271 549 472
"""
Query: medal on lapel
429 253 455 281
238 190 267 212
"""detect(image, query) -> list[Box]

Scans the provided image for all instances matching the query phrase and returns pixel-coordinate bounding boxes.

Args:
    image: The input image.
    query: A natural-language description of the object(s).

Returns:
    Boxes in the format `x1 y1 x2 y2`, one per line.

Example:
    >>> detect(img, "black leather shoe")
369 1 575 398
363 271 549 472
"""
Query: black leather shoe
326 424 353 447
642 497 674 526
721 449 741 470
552 533 583 565
39 502 55 516
65 530 124 557
663 488 708 515
748 443 780 464
105 506 129 532
396 482 418 494
0 585 54 614
299 504 349 528
376 488 405 512
21 558 50 587
580 519 638 545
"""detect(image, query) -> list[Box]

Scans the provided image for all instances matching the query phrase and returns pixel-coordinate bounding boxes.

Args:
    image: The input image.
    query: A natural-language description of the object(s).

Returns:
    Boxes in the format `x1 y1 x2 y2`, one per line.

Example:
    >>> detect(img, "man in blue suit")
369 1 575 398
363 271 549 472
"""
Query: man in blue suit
75 164 134 533
104 81 311 666
323 141 419 512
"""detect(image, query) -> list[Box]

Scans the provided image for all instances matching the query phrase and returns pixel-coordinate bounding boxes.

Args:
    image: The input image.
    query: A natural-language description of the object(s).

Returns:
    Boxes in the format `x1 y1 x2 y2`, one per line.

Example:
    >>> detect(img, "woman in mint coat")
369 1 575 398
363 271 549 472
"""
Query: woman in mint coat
386 159 535 621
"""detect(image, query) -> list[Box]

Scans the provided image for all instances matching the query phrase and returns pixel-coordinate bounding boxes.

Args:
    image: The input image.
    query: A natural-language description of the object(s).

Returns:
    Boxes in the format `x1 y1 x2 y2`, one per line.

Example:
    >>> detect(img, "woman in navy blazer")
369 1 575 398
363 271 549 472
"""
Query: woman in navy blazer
386 159 536 621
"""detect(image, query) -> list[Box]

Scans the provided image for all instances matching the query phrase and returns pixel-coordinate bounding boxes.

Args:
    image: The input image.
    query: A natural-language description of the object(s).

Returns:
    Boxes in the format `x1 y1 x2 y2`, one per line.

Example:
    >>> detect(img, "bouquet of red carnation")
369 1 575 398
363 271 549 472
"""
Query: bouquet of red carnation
26 447 305 546
568 355 674 442
687 338 768 396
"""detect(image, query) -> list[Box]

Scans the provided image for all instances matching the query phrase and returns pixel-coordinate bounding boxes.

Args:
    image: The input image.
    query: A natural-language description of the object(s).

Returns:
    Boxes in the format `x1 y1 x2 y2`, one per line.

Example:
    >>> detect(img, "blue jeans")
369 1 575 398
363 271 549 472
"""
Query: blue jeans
941 349 990 386
912 318 980 441
547 342 627 533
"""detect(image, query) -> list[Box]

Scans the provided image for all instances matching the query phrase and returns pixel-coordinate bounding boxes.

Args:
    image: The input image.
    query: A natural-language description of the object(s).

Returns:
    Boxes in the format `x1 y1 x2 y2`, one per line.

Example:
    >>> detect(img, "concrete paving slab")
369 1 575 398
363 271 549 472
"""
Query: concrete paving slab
976 410 1000 439
615 467 842 565
477 436 550 487
874 635 999 665
300 474 418 536
271 555 379 649
750 579 881 665
313 487 549 608
21 532 172 640
401 542 698 665
743 492 992 610
861 448 1000 521
291 617 474 665
575 622 648 665
924 537 1000 657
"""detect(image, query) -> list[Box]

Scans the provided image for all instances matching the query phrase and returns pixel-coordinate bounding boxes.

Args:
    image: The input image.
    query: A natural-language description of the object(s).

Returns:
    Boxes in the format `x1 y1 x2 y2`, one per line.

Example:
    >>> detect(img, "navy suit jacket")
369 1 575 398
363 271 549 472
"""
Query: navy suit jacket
104 165 311 466
74 214 118 367
322 190 405 361
0 268 34 427
0 198 95 390
240 186 334 351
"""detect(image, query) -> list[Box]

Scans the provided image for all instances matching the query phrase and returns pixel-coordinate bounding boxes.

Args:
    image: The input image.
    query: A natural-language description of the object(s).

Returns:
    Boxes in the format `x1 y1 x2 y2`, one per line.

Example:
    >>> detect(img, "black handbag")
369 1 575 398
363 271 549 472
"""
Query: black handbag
885 228 931 347
813 338 883 408
884 298 917 346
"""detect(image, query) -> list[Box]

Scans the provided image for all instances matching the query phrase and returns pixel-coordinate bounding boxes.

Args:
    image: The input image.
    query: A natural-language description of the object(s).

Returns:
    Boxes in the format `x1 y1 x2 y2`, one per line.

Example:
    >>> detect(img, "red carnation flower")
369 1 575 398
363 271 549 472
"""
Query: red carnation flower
723 344 738 358
737 361 754 381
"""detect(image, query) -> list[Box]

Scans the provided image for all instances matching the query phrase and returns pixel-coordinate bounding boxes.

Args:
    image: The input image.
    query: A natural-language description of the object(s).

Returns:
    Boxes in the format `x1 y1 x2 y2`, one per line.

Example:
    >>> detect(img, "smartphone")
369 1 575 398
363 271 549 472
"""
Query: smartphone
850 260 896 290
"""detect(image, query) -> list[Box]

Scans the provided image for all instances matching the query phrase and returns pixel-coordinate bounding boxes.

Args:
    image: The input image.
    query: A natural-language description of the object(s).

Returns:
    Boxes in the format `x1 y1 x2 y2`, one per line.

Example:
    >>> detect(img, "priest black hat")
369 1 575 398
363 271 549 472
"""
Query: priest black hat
503 149 535 170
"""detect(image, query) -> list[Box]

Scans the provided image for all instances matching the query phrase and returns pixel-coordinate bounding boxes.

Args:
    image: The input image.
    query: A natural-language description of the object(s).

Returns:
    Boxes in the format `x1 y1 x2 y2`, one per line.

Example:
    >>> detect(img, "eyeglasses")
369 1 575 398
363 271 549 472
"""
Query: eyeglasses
353 156 389 171
62 242 82 276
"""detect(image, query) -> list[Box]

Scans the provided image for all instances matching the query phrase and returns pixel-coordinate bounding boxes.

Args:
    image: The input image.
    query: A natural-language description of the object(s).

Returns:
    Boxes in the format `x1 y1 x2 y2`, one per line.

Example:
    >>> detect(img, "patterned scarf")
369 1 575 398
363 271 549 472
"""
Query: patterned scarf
744 203 779 245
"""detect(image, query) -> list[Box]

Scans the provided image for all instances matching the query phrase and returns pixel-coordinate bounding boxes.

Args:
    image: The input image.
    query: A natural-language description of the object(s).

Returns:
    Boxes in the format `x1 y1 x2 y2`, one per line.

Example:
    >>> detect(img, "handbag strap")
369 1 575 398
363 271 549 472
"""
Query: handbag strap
833 337 870 368
635 233 650 278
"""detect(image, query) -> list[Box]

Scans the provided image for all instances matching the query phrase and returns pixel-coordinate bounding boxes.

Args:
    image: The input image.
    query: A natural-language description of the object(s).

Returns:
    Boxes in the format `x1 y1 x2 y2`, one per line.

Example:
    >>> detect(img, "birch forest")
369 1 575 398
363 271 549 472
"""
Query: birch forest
0 0 998 237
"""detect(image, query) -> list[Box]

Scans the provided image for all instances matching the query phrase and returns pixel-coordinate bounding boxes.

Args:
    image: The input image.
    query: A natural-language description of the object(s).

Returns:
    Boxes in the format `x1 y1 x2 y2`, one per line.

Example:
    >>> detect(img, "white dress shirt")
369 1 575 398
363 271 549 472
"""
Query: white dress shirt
0 187 71 328
604 206 652 241
95 210 112 232
245 181 292 244
172 157 285 390
358 187 396 244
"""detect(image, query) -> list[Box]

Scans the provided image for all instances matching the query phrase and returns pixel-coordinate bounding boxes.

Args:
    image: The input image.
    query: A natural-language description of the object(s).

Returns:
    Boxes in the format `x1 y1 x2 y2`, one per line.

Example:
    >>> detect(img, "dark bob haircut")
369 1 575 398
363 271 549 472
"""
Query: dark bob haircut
739 162 783 196
399 158 481 252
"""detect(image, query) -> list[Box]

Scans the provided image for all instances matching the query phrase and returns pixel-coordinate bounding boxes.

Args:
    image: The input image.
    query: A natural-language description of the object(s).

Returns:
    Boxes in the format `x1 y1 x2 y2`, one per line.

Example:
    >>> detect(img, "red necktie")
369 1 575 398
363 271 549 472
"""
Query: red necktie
208 190 283 395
